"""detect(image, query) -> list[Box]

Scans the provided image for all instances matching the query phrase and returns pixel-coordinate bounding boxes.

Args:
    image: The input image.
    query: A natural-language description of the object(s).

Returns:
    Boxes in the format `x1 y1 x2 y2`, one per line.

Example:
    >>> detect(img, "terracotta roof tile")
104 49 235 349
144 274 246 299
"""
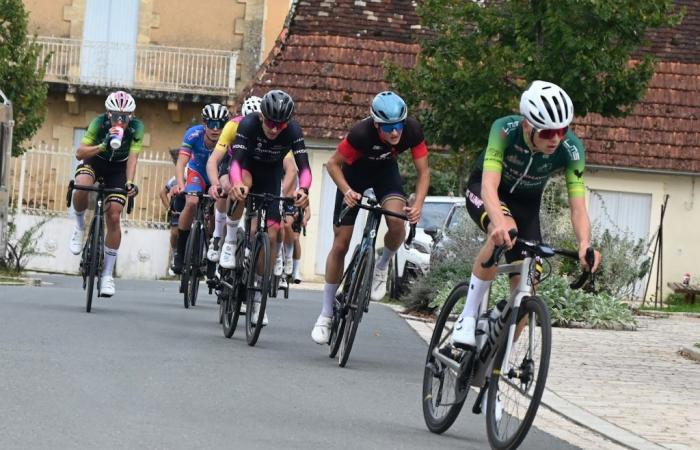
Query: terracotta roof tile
239 0 700 173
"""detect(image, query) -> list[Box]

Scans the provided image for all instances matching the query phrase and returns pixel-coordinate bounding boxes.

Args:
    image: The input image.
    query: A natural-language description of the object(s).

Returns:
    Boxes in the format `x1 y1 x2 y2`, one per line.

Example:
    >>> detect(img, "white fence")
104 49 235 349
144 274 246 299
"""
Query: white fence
37 36 238 96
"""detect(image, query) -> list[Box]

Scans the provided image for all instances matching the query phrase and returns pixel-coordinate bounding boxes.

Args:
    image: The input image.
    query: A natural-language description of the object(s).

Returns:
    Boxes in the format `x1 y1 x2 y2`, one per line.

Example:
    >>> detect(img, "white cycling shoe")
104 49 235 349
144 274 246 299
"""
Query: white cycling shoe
273 255 284 277
311 315 332 344
283 254 293 276
370 265 388 301
219 241 236 269
99 275 115 297
69 227 84 255
207 237 221 262
451 315 476 348
279 277 288 289
251 301 268 326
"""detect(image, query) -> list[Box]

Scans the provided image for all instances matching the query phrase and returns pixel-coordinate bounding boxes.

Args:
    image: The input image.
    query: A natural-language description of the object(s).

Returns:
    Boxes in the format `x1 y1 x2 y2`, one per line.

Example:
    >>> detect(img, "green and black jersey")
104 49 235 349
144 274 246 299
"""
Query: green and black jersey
472 115 586 198
81 114 145 162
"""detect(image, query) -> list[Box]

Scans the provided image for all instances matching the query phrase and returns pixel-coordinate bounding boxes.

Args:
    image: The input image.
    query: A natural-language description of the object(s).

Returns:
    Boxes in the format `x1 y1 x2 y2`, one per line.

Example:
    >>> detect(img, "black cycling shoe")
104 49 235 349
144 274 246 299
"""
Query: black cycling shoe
171 260 183 275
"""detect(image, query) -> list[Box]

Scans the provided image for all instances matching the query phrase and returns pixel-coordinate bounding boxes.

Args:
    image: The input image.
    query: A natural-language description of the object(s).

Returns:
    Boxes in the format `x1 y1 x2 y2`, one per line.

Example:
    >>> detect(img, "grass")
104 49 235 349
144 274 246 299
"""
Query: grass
694 343 700 350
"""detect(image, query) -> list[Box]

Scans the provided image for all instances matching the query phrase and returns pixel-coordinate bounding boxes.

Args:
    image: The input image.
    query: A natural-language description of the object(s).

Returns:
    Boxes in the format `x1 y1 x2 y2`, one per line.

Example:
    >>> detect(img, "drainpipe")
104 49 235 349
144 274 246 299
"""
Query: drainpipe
0 89 14 264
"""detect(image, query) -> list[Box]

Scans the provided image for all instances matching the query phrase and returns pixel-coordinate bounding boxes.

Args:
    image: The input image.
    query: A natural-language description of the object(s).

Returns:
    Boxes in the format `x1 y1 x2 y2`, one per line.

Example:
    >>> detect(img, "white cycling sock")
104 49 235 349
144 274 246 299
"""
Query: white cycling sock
102 246 118 277
284 243 294 258
321 283 339 317
213 210 226 239
461 274 492 319
293 259 301 277
225 218 239 243
74 210 85 231
376 247 397 271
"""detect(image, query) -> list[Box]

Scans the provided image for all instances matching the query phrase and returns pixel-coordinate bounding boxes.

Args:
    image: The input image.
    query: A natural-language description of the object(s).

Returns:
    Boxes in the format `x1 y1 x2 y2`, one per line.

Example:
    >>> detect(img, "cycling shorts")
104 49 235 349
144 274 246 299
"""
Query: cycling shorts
243 158 284 224
74 156 127 206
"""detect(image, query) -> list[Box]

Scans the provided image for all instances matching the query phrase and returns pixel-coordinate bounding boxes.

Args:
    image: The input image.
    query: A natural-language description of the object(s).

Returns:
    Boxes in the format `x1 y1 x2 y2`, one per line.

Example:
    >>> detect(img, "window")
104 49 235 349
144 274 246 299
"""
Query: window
588 190 652 242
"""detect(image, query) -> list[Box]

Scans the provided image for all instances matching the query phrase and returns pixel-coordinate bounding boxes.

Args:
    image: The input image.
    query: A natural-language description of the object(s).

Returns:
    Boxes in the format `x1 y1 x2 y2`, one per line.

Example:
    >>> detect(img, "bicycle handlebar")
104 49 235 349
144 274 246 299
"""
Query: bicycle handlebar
66 180 134 214
480 228 596 291
336 195 417 245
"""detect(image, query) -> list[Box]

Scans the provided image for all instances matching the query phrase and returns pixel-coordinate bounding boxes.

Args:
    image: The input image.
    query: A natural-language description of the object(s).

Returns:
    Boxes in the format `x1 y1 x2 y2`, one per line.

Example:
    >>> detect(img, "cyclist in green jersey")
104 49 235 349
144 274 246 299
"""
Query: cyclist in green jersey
68 90 144 297
452 81 601 347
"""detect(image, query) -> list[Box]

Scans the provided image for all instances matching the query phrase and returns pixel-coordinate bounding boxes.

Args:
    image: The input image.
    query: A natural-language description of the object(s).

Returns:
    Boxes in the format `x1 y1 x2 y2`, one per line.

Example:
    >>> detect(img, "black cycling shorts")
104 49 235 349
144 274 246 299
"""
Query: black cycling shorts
168 195 186 227
74 156 127 206
465 171 542 263
333 159 406 226
243 158 284 223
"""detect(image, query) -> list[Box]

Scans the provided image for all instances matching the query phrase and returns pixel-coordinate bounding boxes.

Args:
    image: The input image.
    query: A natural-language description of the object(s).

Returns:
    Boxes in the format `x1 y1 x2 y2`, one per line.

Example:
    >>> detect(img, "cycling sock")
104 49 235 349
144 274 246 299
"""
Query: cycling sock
462 274 492 319
74 210 85 231
254 275 263 302
293 259 300 274
101 246 118 277
284 243 294 258
225 218 240 243
321 283 339 317
376 247 397 271
213 210 226 239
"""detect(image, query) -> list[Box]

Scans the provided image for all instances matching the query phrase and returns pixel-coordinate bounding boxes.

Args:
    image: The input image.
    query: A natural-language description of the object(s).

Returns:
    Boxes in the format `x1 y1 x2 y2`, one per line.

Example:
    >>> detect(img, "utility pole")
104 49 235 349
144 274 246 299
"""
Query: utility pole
0 89 14 264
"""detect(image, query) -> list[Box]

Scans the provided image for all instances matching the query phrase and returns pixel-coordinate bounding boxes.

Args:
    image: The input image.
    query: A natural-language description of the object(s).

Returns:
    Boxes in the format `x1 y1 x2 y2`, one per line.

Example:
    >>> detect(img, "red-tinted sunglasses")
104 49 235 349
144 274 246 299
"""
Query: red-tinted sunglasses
536 126 568 139
263 118 288 131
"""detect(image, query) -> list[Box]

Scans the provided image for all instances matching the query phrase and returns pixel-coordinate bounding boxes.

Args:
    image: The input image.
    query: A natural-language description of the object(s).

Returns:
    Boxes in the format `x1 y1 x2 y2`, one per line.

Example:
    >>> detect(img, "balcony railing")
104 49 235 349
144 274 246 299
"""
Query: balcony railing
36 36 238 96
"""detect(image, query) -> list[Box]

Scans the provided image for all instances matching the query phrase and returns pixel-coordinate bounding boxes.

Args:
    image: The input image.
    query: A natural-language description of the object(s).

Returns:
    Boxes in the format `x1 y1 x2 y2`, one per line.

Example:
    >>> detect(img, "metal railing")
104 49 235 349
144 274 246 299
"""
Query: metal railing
36 36 238 96
9 143 174 228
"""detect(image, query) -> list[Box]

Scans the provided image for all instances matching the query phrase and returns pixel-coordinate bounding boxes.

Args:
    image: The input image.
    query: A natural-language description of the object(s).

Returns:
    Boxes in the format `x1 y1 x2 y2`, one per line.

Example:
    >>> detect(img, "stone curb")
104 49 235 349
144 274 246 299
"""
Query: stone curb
680 345 700 362
384 304 666 450
0 277 42 286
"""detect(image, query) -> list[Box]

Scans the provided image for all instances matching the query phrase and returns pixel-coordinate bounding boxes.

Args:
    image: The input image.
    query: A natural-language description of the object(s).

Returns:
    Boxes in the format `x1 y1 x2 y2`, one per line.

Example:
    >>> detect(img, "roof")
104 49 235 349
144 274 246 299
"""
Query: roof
241 0 700 173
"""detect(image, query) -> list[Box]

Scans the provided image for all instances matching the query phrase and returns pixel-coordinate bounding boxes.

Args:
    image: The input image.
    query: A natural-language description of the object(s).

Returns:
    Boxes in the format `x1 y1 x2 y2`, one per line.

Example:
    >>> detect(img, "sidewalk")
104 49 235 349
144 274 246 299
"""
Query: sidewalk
397 308 700 450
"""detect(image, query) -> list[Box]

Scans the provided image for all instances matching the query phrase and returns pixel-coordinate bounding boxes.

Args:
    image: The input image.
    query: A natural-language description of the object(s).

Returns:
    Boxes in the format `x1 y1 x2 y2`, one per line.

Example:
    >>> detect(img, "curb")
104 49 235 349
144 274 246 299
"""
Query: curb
680 345 700 362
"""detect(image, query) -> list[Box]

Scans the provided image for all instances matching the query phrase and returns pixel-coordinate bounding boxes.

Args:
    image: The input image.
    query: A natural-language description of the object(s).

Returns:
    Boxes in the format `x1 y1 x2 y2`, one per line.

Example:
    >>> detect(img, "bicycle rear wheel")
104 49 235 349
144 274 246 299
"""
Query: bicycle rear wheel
338 247 373 367
84 217 102 313
486 296 551 450
221 268 244 338
422 282 470 433
190 225 206 307
245 232 270 346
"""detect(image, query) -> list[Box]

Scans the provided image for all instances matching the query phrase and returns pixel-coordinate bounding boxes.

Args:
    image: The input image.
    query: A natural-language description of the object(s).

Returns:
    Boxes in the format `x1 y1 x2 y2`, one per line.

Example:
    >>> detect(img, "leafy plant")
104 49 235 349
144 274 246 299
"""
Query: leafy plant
1 210 54 274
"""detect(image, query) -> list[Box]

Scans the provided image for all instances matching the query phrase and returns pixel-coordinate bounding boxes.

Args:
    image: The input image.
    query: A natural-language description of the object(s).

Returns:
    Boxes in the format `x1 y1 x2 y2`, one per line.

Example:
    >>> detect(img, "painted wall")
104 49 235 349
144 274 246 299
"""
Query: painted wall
24 0 72 37
261 0 291 62
586 169 700 299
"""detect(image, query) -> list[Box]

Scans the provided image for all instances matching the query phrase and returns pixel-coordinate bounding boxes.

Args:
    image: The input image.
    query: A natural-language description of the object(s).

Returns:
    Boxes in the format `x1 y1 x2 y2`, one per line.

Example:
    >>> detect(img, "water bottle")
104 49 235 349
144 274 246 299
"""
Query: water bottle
110 126 124 149
477 299 508 362
487 299 509 344
475 313 490 351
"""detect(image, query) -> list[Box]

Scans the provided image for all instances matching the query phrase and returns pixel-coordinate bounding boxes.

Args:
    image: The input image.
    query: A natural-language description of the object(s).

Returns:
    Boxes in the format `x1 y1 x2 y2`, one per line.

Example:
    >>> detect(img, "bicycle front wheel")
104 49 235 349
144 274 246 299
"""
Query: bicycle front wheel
338 247 373 368
245 232 270 346
84 217 102 313
486 296 551 450
422 282 470 433
183 224 202 308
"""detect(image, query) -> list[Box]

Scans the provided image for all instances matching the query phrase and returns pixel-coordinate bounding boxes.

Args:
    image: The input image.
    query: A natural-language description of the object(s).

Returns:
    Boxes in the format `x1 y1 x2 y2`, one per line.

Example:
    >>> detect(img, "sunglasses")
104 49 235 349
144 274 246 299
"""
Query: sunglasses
379 121 405 133
263 118 288 131
205 119 226 130
536 126 568 140
109 112 131 123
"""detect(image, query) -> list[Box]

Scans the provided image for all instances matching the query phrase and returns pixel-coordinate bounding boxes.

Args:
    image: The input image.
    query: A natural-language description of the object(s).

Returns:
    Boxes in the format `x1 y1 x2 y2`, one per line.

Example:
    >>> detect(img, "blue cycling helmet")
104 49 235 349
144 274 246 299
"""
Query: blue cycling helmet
370 91 407 123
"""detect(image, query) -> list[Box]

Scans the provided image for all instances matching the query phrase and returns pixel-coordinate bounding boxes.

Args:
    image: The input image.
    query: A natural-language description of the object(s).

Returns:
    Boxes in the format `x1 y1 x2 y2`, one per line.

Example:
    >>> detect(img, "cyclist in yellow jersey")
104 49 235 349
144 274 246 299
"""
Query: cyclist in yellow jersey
206 96 268 260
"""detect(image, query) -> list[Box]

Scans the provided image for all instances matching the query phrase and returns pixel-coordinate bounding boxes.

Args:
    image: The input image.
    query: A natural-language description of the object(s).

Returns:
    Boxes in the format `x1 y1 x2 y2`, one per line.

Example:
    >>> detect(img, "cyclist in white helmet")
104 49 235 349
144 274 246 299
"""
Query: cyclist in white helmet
451 80 601 348
204 96 263 263
68 90 144 297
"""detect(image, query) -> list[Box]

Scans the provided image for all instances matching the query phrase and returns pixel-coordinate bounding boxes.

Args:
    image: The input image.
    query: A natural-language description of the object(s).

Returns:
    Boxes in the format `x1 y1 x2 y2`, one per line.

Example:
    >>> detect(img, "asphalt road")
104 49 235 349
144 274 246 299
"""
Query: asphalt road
0 275 579 449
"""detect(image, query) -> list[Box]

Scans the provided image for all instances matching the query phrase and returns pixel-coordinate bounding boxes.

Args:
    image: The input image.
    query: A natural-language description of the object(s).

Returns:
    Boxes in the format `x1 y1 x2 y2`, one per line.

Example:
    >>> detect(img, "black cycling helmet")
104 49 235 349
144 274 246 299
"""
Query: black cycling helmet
260 90 295 122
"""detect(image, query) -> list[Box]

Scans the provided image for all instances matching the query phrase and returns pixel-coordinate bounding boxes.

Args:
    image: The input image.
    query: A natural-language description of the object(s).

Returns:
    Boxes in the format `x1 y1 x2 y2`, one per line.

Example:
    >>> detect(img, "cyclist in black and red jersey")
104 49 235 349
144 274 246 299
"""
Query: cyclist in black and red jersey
311 91 430 344
220 89 312 326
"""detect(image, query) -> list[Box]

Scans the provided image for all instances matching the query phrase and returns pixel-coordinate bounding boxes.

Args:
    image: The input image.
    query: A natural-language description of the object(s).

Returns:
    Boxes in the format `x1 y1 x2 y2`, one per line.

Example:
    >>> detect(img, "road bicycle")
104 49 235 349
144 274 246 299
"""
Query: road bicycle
327 194 416 367
179 192 216 309
269 205 306 300
422 230 595 449
66 179 133 313
218 192 299 346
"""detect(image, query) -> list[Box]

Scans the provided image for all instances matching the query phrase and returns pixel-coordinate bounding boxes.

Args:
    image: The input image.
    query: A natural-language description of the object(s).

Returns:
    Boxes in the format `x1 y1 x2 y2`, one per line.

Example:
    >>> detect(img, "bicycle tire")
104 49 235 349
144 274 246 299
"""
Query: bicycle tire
189 224 205 307
269 274 279 298
338 247 373 367
84 217 101 313
421 282 470 433
182 224 201 308
486 296 551 450
329 247 359 358
245 232 270 346
221 268 243 338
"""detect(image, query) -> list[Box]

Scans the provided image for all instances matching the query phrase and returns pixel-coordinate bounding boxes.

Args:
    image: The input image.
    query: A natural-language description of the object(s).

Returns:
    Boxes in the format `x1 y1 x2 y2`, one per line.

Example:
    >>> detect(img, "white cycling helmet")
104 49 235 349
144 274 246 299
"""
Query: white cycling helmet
519 80 573 129
105 91 136 113
202 103 230 121
241 96 262 116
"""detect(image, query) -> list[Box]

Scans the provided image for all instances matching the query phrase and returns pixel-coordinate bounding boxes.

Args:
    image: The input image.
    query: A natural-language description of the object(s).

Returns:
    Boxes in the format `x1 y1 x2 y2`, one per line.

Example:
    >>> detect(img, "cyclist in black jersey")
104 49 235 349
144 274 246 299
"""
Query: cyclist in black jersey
311 91 430 344
68 90 143 297
451 81 602 348
219 89 312 326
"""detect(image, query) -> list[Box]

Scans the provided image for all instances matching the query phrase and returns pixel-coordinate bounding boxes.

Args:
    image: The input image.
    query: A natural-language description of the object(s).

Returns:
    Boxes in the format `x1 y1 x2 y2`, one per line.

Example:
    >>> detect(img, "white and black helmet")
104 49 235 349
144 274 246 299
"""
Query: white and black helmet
241 96 262 116
519 80 574 129
202 103 230 121
105 91 136 113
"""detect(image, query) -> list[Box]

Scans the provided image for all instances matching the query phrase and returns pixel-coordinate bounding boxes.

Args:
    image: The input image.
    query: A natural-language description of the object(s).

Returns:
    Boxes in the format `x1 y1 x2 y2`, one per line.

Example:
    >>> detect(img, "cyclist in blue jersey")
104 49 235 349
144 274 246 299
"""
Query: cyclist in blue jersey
171 103 229 275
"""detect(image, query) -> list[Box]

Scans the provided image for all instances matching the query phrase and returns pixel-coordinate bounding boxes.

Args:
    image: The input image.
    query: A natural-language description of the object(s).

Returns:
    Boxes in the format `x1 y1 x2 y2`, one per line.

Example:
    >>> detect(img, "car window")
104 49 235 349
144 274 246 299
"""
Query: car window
418 202 455 229
447 206 467 231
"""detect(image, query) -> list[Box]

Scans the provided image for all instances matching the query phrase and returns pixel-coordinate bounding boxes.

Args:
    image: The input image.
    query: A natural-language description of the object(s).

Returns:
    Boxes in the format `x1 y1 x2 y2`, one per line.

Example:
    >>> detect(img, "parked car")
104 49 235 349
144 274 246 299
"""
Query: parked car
387 196 466 299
